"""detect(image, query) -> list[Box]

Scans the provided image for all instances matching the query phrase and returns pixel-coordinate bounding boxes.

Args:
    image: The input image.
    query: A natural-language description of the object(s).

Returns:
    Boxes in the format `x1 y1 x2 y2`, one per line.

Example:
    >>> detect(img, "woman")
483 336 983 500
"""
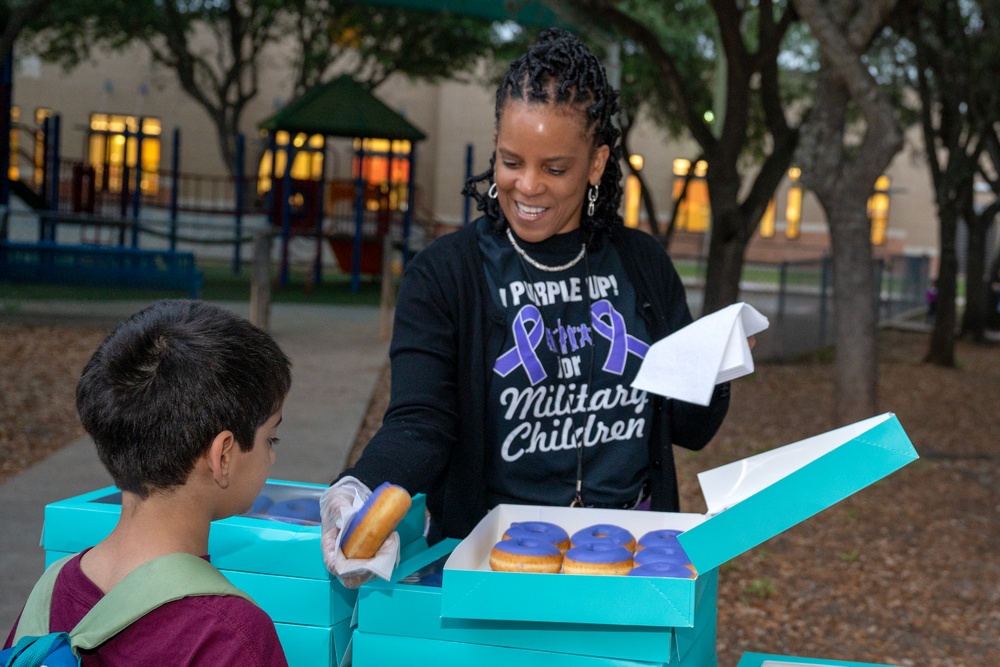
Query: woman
321 29 730 579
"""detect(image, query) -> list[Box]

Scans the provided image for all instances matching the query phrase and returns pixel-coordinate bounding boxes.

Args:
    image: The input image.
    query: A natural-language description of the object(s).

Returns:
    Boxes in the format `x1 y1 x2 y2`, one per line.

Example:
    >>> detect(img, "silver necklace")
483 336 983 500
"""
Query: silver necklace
506 227 586 273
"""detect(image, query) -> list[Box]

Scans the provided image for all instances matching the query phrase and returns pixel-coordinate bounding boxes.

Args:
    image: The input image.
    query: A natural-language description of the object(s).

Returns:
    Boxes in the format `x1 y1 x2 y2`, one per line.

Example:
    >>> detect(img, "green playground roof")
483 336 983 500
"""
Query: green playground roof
259 75 427 142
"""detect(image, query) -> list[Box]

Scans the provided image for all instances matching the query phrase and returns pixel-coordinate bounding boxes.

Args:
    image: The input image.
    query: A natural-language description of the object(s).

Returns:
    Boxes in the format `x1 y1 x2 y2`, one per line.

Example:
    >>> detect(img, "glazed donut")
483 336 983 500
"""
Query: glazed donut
633 545 692 568
636 529 684 550
503 521 570 553
563 542 633 575
489 537 563 573
570 524 636 552
340 482 412 559
268 497 321 523
628 562 696 578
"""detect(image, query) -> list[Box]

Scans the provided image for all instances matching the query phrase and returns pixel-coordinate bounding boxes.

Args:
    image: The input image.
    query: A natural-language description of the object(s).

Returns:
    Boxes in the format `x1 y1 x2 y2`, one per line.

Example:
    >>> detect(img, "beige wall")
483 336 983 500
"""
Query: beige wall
11 45 943 258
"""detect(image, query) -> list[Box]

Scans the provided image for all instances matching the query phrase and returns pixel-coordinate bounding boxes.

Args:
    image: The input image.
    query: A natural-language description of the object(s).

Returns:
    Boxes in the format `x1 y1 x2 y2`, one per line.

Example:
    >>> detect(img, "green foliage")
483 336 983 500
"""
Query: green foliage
743 576 775 600
839 548 860 562
289 1 499 94
719 559 740 573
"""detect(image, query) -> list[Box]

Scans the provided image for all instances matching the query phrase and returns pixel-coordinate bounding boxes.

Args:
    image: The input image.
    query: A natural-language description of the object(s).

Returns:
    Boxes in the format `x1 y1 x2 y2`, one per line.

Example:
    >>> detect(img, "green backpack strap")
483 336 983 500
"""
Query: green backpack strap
70 553 255 651
11 555 77 641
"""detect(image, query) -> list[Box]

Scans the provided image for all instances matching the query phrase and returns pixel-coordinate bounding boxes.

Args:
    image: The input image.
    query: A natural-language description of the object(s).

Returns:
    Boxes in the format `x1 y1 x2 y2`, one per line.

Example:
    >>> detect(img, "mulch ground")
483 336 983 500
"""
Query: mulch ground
3 322 998 667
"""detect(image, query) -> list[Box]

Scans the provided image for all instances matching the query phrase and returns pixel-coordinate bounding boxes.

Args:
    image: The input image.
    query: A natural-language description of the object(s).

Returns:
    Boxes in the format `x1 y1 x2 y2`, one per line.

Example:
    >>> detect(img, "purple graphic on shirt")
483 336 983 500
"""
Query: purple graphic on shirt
494 300 648 383
494 304 547 385
590 299 649 374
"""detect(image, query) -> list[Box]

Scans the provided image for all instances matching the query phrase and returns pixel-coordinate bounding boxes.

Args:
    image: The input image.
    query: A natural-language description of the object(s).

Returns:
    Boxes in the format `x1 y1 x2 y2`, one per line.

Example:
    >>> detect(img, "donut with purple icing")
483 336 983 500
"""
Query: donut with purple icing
636 529 684 550
341 482 412 560
489 537 563 573
570 524 636 552
633 544 692 568
503 521 570 553
563 541 633 575
628 561 696 578
248 494 273 515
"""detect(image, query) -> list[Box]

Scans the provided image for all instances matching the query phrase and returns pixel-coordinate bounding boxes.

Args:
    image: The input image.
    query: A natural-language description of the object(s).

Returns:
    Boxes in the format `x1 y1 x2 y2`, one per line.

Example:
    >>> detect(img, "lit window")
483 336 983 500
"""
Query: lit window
257 132 326 196
87 113 162 195
352 138 412 211
759 199 776 238
785 167 802 240
671 158 710 232
32 108 52 187
868 175 891 246
8 105 19 181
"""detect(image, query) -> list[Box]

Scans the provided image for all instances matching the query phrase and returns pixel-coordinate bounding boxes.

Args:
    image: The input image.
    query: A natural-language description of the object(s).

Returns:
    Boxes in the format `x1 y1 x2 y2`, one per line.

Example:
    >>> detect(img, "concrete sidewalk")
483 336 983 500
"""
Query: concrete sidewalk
0 300 390 634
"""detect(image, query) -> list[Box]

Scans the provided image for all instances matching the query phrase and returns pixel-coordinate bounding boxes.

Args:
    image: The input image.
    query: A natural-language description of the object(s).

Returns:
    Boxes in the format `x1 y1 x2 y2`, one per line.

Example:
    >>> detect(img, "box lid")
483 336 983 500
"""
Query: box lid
678 412 918 574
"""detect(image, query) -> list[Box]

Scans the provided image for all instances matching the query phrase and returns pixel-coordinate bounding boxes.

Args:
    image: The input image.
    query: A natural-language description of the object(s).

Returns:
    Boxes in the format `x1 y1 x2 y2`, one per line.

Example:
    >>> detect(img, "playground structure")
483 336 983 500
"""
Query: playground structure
0 71 430 295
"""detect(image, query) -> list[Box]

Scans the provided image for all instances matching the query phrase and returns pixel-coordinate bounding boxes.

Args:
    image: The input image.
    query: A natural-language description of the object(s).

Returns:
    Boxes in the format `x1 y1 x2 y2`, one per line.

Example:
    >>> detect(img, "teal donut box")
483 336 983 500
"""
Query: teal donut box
41 479 429 667
355 539 717 666
346 413 918 667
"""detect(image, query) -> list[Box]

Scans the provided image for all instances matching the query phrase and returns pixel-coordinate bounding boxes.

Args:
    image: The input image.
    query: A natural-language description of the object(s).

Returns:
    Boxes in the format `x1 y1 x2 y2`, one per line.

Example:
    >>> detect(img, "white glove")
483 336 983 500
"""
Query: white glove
320 476 401 589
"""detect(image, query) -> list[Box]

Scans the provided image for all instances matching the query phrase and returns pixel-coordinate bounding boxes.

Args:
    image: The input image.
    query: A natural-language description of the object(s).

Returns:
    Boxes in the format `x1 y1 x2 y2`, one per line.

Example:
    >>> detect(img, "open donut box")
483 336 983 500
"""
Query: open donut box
354 536 717 666
439 412 918 629
40 479 429 667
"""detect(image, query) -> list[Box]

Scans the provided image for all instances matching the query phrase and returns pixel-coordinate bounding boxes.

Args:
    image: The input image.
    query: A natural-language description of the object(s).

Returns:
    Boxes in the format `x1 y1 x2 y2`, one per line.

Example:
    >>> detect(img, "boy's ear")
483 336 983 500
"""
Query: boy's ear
206 431 237 488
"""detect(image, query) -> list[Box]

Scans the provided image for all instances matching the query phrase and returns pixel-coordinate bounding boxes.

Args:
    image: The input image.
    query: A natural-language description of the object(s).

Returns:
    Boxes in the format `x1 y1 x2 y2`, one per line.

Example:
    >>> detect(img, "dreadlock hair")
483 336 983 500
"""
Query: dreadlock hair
461 28 623 249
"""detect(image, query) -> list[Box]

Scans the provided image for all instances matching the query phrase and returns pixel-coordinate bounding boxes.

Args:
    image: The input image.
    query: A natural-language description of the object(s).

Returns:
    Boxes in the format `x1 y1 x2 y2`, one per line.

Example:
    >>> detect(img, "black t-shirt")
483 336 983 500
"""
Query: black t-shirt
479 220 653 509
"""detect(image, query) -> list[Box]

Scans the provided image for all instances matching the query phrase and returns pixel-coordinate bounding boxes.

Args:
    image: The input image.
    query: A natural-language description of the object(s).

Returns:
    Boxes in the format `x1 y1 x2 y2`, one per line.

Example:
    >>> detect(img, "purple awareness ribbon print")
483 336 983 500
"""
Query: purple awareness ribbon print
494 304 548 385
590 299 649 374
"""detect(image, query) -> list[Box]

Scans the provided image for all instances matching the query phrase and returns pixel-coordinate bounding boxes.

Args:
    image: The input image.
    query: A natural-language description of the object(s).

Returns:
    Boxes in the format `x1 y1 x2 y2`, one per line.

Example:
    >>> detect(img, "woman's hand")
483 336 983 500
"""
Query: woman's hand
319 476 400 588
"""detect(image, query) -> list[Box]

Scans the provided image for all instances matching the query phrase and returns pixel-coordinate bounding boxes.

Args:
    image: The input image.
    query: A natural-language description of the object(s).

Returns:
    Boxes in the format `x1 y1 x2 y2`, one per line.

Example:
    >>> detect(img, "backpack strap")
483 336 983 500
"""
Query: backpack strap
12 553 254 652
11 555 76 642
70 553 255 651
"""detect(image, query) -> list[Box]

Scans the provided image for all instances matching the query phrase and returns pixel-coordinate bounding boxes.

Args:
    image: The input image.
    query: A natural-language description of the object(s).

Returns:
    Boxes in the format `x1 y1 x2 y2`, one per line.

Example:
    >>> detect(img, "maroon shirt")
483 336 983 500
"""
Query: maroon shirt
5 552 288 667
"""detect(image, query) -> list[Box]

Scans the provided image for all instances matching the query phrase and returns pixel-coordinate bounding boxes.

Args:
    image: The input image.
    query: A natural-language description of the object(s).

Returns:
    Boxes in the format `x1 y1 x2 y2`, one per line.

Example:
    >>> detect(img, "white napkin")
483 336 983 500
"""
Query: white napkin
632 302 769 406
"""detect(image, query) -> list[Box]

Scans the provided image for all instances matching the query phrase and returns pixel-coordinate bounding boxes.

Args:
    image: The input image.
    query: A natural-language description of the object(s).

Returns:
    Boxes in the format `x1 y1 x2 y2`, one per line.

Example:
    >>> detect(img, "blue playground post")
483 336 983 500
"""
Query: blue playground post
313 136 327 287
169 127 180 251
351 144 366 293
463 143 473 226
233 132 245 274
50 114 61 212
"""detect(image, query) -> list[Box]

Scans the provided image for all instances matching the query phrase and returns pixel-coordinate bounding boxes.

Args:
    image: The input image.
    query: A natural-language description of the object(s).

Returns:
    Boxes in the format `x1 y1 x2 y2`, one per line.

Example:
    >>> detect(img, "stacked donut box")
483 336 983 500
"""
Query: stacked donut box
352 413 918 667
40 479 431 667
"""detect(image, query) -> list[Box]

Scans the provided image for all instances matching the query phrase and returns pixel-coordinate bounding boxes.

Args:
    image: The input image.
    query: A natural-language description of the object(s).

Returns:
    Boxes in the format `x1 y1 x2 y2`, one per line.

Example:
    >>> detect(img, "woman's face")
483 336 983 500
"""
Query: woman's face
494 100 610 243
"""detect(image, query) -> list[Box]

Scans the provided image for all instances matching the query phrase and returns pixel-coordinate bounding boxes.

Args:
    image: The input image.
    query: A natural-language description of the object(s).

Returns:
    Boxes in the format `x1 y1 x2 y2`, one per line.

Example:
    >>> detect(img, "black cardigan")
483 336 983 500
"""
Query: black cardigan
341 219 730 541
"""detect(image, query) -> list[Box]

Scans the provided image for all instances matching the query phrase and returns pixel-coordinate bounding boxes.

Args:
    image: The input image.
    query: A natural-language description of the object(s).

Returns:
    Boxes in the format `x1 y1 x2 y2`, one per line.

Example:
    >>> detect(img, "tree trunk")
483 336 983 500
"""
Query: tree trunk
701 202 747 315
824 193 879 424
925 200 959 365
960 193 989 342
620 118 661 234
211 107 243 180
791 0 904 424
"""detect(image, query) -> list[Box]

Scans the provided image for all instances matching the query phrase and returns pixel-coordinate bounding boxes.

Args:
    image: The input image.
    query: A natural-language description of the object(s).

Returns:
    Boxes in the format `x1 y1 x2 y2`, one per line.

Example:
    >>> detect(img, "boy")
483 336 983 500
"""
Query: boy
4 300 291 666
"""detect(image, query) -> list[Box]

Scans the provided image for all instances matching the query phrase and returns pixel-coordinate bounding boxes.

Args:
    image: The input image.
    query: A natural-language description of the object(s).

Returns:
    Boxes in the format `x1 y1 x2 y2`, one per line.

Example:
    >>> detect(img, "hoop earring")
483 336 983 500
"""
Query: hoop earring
488 182 498 199
587 184 599 217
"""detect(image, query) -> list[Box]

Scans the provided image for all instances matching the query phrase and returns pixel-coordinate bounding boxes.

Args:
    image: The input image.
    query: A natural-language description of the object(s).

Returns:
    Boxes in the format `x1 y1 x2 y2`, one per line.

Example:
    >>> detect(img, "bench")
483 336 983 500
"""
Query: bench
0 241 204 298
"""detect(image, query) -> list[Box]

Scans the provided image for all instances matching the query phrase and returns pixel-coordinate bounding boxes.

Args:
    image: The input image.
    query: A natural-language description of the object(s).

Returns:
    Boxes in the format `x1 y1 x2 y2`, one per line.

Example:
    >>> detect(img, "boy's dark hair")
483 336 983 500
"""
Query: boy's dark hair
76 300 292 499
462 28 624 249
